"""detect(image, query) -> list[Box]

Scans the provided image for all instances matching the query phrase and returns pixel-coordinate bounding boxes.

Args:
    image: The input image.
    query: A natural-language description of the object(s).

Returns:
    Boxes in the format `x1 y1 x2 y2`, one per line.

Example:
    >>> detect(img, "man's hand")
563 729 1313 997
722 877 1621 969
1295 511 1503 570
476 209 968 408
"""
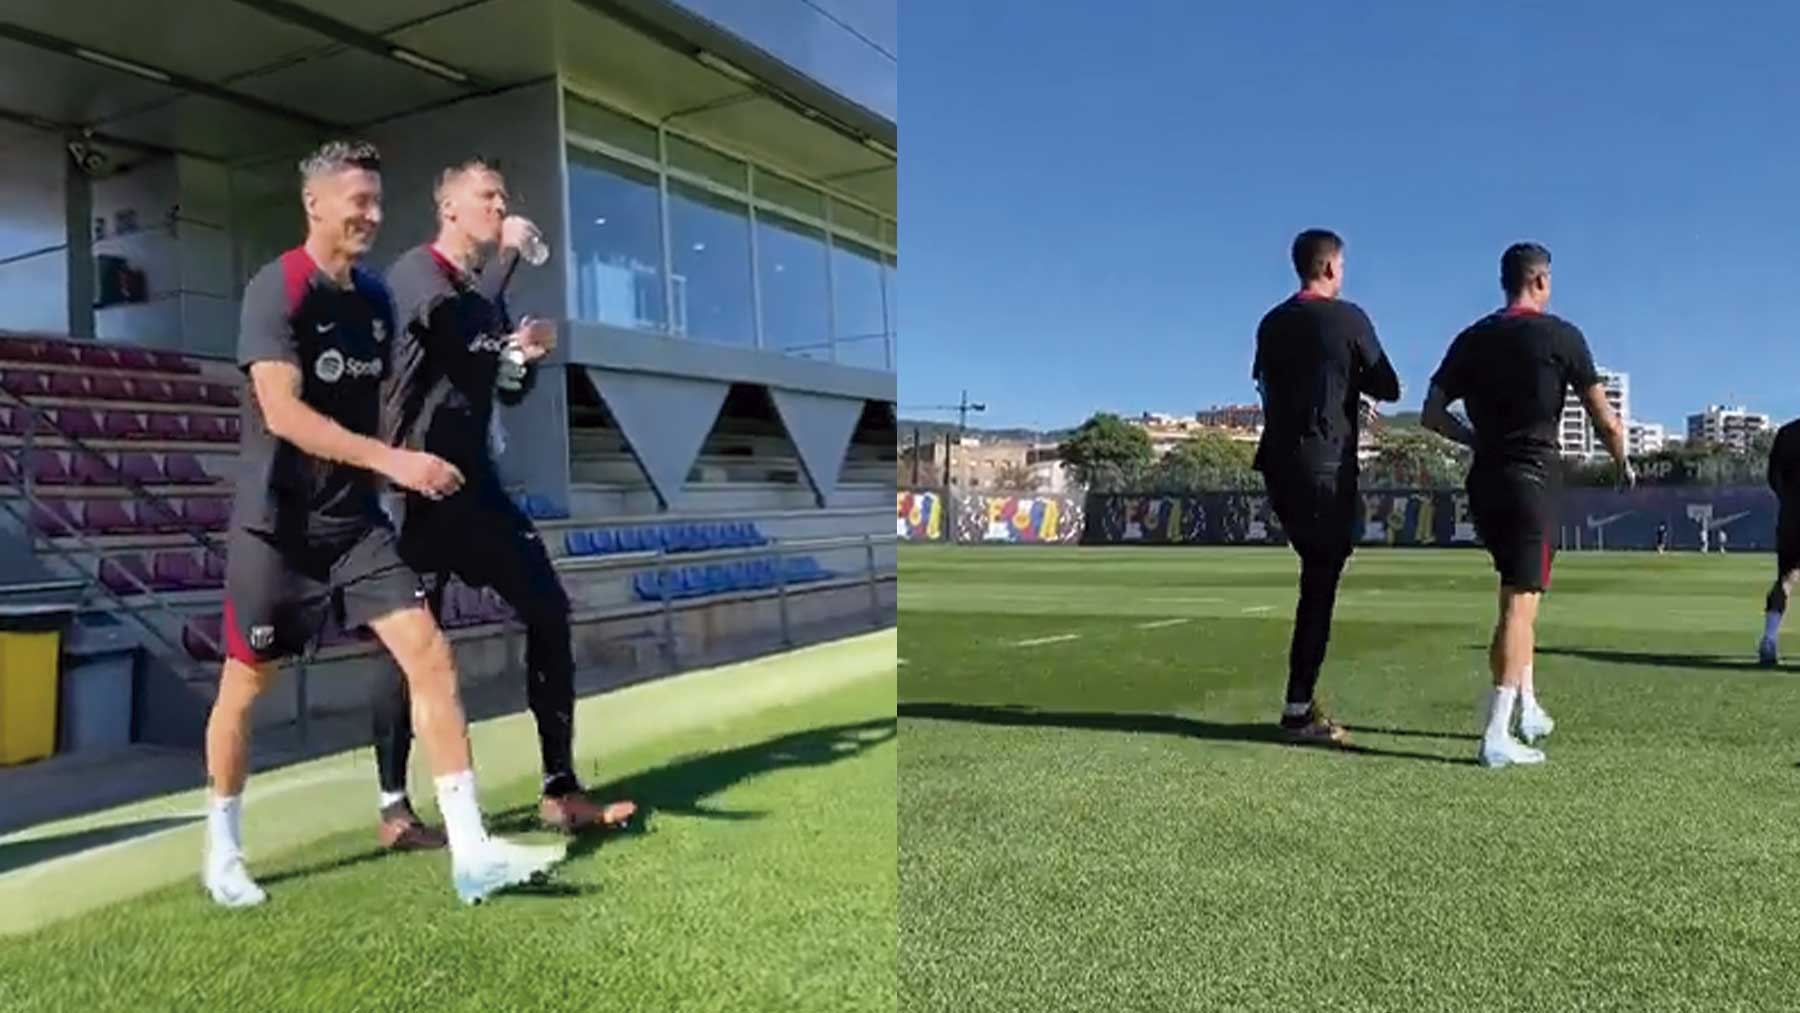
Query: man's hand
1619 460 1639 491
512 316 556 363
500 215 539 253
1358 396 1381 430
381 448 464 500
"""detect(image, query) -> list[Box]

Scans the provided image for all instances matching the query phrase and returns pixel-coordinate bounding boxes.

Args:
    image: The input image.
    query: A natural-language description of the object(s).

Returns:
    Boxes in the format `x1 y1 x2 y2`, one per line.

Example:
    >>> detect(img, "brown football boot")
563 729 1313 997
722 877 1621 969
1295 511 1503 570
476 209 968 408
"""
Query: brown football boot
539 790 638 834
377 799 448 851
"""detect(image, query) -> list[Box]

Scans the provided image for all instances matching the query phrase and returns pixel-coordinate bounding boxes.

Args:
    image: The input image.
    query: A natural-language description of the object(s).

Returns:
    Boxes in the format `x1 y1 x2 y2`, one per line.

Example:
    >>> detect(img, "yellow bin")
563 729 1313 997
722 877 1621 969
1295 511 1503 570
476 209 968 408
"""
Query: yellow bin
0 606 72 766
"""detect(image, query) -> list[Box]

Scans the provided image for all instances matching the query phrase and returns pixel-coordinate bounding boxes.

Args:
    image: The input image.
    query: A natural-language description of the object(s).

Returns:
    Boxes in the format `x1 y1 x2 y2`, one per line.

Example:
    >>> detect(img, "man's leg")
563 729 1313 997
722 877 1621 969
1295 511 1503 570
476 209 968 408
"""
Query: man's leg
1284 548 1349 708
202 654 281 907
1269 473 1349 745
1760 561 1800 665
1480 586 1544 766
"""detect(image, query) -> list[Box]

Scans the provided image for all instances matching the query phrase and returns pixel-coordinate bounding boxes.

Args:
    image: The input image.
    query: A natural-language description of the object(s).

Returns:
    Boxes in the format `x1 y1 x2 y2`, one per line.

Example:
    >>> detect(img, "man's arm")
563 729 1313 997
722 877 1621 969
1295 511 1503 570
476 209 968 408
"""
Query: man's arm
1353 309 1401 402
1577 382 1634 486
250 361 463 498
1420 383 1476 448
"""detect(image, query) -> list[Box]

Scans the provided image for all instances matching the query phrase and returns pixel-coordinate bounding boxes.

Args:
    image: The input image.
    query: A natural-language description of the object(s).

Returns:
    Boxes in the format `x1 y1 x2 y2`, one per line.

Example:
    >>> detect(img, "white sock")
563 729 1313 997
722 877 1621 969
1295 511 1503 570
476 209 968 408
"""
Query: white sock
1519 665 1539 712
378 790 409 813
1765 612 1783 642
1282 702 1311 719
434 769 489 856
1484 687 1519 744
207 793 244 866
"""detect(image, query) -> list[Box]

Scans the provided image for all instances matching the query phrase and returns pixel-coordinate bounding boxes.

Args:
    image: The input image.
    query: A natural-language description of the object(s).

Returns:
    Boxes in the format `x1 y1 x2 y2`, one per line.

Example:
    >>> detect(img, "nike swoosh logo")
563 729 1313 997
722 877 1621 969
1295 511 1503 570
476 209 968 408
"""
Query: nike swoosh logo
1587 511 1633 527
315 322 336 333
1710 511 1751 529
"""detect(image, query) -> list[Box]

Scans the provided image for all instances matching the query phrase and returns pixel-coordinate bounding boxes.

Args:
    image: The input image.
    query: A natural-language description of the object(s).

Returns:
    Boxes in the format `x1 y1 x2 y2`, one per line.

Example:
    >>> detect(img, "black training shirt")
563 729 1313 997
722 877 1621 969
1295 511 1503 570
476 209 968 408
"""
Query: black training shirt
233 247 394 538
1769 419 1800 501
381 245 535 472
1430 308 1600 470
1252 293 1400 473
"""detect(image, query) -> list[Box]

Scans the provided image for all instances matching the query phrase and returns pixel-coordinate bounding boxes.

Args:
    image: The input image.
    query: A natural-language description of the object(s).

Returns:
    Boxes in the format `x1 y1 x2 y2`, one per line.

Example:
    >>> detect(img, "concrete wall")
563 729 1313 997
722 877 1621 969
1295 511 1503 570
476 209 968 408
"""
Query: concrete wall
90 154 237 357
368 81 573 508
0 123 69 335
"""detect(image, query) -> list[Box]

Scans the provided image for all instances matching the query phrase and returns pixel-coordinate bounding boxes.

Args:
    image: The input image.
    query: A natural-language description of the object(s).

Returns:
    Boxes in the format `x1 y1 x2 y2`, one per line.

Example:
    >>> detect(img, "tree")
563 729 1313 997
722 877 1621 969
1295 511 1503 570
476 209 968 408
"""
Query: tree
1058 413 1155 492
1149 431 1261 491
1362 426 1467 488
993 462 1041 492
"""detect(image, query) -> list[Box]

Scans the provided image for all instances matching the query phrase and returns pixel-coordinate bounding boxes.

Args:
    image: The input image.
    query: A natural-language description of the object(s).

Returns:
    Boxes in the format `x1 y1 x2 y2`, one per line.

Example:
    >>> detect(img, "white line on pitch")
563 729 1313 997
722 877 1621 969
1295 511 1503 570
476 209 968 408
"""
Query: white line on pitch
1135 618 1192 630
1012 634 1082 647
1241 605 1273 614
1148 597 1224 604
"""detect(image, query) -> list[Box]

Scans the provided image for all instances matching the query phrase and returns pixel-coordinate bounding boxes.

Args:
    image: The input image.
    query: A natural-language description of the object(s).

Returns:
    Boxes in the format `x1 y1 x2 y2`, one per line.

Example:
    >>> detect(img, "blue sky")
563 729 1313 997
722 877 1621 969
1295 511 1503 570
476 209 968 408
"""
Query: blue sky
899 1 1800 433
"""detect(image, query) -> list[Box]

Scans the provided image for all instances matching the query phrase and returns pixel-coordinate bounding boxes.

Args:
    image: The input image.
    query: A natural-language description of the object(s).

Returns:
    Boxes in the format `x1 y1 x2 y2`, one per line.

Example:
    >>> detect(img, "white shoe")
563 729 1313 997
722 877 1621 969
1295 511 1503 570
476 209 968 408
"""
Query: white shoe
203 850 268 908
451 836 567 905
1518 704 1555 744
1759 637 1780 667
1478 735 1546 769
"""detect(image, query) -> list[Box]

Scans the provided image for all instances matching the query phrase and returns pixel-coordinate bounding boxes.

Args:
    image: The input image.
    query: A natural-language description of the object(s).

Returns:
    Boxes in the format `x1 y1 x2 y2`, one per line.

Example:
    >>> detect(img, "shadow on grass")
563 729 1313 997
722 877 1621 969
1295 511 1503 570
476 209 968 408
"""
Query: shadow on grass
484 717 898 863
1532 646 1771 674
900 702 1475 767
0 816 201 876
259 846 394 887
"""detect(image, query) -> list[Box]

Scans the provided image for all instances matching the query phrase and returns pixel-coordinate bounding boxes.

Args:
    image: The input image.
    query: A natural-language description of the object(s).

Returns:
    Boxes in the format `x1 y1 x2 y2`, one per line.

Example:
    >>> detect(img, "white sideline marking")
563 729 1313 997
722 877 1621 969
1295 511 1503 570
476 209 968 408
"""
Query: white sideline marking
1241 605 1273 614
1135 618 1192 630
1147 597 1224 604
1012 634 1081 648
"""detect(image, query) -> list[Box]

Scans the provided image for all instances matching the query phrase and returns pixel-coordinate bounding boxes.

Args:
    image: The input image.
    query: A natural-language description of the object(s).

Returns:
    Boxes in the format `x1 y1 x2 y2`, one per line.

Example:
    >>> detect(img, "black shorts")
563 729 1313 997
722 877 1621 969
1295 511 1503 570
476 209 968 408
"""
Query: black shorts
1467 464 1557 592
1264 467 1356 564
1779 504 1800 575
394 473 569 619
222 523 425 664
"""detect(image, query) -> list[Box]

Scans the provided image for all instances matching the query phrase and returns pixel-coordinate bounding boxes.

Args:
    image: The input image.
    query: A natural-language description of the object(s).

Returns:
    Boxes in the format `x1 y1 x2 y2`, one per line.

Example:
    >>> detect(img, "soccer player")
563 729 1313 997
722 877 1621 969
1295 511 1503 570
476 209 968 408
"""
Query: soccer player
1756 419 1800 664
1252 229 1401 745
203 140 564 907
365 157 635 849
1422 242 1633 768
1655 521 1668 554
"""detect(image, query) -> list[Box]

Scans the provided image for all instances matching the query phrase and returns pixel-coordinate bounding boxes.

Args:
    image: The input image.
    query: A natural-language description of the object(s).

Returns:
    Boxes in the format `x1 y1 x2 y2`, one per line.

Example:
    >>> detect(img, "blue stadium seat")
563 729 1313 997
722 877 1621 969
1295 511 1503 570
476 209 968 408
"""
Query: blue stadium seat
566 530 594 556
591 529 618 554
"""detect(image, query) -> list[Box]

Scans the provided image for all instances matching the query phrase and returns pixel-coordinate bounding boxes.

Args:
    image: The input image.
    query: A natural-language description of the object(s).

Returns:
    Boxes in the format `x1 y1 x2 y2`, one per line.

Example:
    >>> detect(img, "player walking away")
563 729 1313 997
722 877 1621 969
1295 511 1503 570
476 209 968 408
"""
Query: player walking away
202 140 564 908
1756 419 1800 664
1422 242 1633 768
1700 523 1711 554
367 157 636 849
1655 521 1668 554
1252 229 1401 745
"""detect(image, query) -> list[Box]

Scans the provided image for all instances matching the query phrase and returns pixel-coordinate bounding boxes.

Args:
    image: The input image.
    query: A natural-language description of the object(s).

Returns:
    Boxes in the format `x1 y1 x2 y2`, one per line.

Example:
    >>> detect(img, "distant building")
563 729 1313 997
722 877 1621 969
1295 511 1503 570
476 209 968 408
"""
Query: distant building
1560 367 1629 459
1687 405 1770 452
1627 421 1666 456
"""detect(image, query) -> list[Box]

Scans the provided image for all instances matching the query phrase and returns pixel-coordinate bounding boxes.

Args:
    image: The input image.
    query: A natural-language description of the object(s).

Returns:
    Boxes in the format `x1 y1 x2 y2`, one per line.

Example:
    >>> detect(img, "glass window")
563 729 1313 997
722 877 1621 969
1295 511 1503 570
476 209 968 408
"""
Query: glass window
669 181 754 346
668 135 747 192
756 211 831 360
565 95 658 162
831 200 881 246
832 236 886 370
567 149 666 332
757 171 825 220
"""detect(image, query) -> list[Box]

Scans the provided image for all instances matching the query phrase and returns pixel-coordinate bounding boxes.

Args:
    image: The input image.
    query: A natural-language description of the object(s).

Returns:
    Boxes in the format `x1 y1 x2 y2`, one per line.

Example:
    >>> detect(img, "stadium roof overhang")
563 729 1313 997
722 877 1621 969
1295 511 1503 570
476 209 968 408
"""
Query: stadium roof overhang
0 0 893 214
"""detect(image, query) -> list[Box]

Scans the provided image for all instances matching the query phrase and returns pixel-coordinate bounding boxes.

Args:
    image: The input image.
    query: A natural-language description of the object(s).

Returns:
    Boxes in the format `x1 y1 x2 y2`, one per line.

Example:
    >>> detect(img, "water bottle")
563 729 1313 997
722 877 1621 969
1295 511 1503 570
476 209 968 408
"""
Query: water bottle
518 225 550 267
497 339 528 392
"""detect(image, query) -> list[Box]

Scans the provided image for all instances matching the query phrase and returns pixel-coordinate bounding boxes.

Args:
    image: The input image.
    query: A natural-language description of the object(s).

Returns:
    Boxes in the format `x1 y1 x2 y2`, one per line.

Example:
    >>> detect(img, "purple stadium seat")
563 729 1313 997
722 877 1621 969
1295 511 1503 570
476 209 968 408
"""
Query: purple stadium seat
202 384 239 408
48 372 88 398
0 408 15 435
224 417 241 441
134 379 173 403
203 550 226 584
100 554 153 595
89 375 134 401
83 500 138 534
0 336 44 362
140 498 187 533
0 368 50 397
102 411 148 440
27 451 70 485
169 380 205 404
186 497 231 531
163 453 209 485
184 615 224 662
152 551 204 590
30 500 80 536
0 451 15 484
116 348 157 371
77 346 121 369
147 413 188 441
189 415 233 443
58 408 103 439
41 342 80 366
119 452 165 485
153 351 200 375
70 452 119 486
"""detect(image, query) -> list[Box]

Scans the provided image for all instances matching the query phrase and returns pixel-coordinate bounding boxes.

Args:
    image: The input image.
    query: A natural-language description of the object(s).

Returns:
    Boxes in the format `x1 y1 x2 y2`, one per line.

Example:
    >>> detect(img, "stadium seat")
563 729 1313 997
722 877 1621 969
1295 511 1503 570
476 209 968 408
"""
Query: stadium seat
590 529 618 554
169 380 205 404
152 351 199 375
0 451 15 485
70 452 119 486
164 453 210 484
29 500 80 536
101 410 147 440
184 615 223 662
119 452 165 485
99 554 153 595
0 336 43 362
48 372 89 398
203 550 227 584
83 500 139 534
147 413 188 441
41 342 79 366
27 451 70 485
134 379 174 403
116 349 157 371
565 530 594 556
0 368 50 397
78 345 121 369
186 497 231 531
89 375 134 401
141 498 187 533
0 407 16 434
152 551 205 590
224 417 241 441
202 384 239 408
58 408 102 439
188 416 233 443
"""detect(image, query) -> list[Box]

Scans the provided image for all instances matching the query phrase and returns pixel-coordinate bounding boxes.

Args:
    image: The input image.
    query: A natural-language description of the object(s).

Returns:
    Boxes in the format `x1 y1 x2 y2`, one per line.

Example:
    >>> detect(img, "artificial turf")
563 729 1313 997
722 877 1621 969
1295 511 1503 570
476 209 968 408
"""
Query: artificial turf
899 546 1800 1012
